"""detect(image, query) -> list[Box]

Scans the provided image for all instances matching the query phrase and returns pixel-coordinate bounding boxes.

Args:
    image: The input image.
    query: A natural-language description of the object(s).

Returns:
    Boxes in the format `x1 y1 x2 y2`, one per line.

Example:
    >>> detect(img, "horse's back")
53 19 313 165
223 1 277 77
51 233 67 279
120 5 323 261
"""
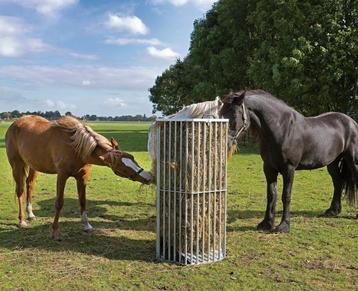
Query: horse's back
296 112 358 169
5 115 72 173
306 112 358 142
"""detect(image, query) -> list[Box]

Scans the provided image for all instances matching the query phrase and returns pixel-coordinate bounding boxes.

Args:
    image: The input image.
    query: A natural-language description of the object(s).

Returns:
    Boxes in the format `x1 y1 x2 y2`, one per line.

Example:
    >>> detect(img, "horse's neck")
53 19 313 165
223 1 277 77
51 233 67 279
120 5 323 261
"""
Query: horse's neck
86 147 108 166
246 95 295 135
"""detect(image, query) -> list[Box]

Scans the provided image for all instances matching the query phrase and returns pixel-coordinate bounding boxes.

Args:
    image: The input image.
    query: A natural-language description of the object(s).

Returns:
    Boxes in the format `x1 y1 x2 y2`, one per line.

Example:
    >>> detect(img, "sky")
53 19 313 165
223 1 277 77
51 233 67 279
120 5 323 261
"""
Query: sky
0 0 217 116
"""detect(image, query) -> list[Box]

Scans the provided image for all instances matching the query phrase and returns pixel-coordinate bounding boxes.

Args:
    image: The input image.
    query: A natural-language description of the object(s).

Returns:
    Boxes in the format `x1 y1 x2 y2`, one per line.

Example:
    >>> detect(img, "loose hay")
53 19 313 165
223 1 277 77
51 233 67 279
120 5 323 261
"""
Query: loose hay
156 119 228 264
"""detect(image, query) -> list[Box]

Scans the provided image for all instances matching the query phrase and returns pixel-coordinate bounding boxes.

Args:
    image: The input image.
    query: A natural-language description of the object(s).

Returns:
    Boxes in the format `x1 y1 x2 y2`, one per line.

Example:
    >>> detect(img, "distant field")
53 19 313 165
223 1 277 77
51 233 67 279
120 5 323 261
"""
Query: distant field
0 121 357 290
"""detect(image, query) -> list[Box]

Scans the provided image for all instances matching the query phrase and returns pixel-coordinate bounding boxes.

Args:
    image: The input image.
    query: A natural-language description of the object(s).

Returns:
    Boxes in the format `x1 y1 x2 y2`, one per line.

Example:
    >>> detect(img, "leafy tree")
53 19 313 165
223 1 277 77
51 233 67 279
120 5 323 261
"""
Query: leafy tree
149 0 357 117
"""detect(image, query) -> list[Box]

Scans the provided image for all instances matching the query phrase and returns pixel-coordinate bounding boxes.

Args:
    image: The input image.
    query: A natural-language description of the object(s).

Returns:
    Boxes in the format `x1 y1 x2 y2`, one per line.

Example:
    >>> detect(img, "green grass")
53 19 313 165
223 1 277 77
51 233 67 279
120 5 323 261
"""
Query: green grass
0 121 357 290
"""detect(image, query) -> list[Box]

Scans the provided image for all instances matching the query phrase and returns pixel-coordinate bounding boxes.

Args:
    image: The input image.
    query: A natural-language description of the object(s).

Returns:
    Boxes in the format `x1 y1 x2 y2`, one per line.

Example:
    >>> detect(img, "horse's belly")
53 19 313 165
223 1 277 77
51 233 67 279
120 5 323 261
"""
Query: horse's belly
17 140 58 173
22 154 57 174
297 154 338 170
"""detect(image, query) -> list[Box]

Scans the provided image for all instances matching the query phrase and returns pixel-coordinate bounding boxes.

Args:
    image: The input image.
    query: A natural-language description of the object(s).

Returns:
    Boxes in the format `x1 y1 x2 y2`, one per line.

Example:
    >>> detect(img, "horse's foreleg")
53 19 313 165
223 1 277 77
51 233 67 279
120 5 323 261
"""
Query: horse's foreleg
324 160 343 216
52 172 68 240
273 166 295 233
26 168 39 220
76 166 93 233
257 164 278 231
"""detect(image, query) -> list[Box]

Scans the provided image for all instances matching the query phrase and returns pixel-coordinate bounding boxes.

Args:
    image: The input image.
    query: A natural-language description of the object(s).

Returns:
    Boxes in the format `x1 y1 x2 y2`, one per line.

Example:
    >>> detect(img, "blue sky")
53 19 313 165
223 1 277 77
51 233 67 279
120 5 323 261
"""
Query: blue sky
0 0 216 116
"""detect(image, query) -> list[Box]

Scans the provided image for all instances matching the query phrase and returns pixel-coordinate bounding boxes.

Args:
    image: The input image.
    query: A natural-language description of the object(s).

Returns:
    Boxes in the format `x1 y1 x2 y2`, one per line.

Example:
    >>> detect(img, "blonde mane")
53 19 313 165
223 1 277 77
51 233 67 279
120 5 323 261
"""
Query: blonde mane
54 116 112 159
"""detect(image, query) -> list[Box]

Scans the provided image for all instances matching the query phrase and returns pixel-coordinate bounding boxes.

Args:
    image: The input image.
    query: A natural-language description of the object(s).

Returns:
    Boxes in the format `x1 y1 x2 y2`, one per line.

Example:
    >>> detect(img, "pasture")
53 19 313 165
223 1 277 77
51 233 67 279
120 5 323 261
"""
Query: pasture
0 121 356 290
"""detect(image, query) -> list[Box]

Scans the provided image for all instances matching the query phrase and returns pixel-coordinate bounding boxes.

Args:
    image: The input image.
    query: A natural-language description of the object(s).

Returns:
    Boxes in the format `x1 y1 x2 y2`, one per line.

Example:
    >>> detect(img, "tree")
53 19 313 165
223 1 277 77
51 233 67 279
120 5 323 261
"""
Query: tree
149 0 358 117
247 0 358 115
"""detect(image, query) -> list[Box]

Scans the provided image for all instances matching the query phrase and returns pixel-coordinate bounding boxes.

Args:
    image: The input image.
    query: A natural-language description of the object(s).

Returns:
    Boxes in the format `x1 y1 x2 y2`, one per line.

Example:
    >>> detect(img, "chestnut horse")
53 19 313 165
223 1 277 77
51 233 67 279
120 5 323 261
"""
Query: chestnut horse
5 115 152 240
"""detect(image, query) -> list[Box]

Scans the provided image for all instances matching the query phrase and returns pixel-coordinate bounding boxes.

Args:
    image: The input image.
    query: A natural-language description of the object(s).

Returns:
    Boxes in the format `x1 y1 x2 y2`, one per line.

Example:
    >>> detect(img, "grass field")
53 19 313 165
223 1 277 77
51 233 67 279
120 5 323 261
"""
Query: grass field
0 121 357 290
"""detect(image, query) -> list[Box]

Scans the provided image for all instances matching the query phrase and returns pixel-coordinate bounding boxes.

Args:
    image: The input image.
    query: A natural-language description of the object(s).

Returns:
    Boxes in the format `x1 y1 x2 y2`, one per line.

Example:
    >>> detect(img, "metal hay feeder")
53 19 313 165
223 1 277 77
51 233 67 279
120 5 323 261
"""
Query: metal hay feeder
155 119 228 264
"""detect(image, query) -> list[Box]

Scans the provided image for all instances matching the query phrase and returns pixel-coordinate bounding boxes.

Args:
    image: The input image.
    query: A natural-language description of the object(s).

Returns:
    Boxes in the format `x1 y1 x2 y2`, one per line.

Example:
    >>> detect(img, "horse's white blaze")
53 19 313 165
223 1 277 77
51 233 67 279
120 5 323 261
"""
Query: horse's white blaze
81 211 93 231
121 158 152 181
140 170 152 181
122 157 141 172
26 203 36 218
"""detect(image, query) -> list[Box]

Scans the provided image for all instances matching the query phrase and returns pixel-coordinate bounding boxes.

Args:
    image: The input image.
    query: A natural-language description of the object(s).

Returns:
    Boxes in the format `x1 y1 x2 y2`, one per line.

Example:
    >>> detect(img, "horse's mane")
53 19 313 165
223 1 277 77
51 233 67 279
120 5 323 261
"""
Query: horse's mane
228 89 291 109
166 98 221 119
54 116 112 158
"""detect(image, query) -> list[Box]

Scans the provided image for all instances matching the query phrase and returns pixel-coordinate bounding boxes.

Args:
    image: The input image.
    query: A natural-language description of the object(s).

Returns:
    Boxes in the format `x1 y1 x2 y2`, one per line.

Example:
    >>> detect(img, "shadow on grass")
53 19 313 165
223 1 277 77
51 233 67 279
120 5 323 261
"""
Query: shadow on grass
0 221 156 262
34 197 155 232
235 143 259 155
225 208 355 232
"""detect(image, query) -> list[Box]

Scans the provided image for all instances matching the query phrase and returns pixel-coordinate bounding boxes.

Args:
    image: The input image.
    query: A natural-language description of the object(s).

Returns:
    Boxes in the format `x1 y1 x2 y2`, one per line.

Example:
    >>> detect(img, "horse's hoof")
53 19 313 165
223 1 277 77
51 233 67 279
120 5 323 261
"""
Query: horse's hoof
28 215 36 221
84 226 94 233
51 230 62 241
257 220 273 231
321 208 340 217
272 222 290 233
51 234 62 241
18 221 28 228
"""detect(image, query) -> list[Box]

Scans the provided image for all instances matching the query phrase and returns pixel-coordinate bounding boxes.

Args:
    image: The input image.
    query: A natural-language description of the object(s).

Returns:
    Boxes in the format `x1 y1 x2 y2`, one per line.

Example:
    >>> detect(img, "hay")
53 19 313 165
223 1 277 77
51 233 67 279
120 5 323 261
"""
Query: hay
156 120 228 264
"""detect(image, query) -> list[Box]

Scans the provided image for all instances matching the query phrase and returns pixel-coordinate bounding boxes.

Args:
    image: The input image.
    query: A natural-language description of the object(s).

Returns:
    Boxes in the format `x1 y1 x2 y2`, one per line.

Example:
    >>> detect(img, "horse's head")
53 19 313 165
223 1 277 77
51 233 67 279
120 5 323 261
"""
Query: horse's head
99 150 153 184
219 91 250 149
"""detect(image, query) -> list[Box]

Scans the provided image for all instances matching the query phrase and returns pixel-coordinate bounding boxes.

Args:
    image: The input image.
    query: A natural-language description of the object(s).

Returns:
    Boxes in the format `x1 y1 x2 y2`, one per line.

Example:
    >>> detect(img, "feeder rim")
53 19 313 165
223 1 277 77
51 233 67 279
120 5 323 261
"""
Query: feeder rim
155 118 229 122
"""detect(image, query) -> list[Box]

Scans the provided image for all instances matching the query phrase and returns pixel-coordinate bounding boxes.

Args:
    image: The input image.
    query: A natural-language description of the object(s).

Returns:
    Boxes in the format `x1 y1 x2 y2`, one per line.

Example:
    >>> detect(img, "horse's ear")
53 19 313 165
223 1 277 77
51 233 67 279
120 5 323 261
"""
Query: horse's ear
215 96 223 106
111 137 119 150
232 91 246 105
98 153 112 165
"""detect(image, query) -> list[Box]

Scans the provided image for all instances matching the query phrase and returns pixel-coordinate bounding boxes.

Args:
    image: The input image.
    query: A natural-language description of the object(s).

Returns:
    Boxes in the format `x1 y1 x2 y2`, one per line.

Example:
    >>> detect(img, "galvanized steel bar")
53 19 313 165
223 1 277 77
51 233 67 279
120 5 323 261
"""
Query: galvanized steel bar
173 121 177 262
224 122 228 257
162 122 166 259
168 121 171 260
179 121 183 264
196 122 200 262
219 122 223 257
208 121 212 261
156 123 161 259
184 122 188 264
202 122 207 262
190 121 194 262
213 121 217 261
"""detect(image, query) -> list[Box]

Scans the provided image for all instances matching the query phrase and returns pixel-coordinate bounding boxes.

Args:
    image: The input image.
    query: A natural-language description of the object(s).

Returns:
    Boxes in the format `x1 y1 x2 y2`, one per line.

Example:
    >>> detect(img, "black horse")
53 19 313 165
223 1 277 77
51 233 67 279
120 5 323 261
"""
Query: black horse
220 90 358 233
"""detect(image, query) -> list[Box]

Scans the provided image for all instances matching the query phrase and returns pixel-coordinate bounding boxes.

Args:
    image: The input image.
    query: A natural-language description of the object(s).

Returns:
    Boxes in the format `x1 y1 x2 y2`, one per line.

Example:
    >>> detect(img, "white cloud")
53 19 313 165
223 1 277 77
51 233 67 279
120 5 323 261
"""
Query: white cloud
104 97 126 108
45 99 76 110
82 80 91 86
105 37 162 46
0 0 78 17
149 0 216 9
0 16 96 59
0 16 50 57
147 46 180 60
0 65 161 91
105 14 148 35
0 16 26 35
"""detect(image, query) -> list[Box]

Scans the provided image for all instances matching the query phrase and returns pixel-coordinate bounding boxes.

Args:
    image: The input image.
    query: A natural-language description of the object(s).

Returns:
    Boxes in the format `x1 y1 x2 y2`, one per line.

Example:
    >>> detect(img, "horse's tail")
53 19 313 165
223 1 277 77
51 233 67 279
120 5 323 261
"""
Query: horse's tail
340 159 357 207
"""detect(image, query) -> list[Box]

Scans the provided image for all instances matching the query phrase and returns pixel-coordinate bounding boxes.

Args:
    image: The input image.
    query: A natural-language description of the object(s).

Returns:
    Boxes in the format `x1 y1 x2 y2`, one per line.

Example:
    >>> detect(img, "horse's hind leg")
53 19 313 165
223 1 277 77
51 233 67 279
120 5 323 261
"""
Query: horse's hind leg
26 168 39 220
51 172 69 240
75 165 93 232
324 159 344 217
12 161 28 228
